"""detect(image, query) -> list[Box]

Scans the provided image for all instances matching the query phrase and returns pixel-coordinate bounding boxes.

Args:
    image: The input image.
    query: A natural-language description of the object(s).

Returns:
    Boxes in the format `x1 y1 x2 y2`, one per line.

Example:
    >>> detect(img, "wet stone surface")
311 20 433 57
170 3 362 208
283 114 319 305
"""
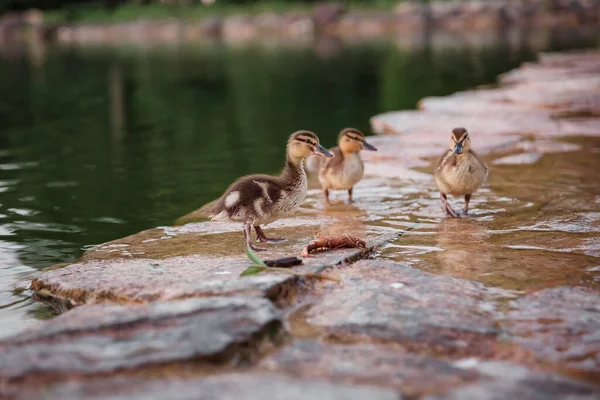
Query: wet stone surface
304 260 509 357
24 374 402 400
501 286 600 376
381 216 600 293
0 297 282 396
284 258 600 388
427 361 600 400
11 50 600 398
31 219 397 310
259 340 480 395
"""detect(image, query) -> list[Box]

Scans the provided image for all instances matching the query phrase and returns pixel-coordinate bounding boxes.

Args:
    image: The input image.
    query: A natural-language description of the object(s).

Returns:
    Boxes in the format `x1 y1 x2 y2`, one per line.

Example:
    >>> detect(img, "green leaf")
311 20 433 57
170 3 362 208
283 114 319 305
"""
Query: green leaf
240 266 267 277
245 247 267 267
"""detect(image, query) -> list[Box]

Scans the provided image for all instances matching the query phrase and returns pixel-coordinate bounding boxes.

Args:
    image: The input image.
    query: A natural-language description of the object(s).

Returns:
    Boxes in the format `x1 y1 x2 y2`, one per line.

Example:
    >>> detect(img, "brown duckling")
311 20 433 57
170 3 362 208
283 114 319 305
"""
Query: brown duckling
316 128 377 204
434 127 488 217
207 130 333 251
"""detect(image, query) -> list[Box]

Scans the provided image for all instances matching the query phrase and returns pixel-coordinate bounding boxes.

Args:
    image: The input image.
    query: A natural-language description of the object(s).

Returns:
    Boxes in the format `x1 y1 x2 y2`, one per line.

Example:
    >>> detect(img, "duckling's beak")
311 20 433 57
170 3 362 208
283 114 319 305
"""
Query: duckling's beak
452 141 464 155
362 141 377 151
314 144 334 158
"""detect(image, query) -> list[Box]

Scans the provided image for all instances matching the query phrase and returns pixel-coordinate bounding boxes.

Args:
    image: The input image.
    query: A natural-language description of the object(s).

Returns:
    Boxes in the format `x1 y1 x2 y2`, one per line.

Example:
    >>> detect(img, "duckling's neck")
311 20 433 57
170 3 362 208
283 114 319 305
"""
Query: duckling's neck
279 156 306 188
341 149 359 156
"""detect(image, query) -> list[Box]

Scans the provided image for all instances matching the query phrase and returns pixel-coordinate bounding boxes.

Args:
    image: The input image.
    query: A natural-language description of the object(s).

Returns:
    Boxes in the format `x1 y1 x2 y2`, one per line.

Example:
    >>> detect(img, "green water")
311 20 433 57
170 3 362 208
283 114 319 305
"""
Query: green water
0 27 598 336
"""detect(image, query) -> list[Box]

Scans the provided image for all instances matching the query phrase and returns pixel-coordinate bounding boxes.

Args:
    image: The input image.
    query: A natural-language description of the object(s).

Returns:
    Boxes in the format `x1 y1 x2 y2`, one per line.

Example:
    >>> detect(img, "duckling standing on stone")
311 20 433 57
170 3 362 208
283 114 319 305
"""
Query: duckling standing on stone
315 128 377 204
207 130 333 251
434 127 488 217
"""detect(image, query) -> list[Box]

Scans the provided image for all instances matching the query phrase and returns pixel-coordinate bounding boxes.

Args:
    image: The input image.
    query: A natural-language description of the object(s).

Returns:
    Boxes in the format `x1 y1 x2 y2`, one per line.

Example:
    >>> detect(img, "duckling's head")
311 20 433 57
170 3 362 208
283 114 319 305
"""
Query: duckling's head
338 128 378 154
287 130 333 163
449 127 471 155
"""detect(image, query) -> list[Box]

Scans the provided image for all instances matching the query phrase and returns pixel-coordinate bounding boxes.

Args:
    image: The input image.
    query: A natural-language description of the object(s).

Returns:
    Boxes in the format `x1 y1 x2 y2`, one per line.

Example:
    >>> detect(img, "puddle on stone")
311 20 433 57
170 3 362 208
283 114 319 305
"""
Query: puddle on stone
380 136 600 292
83 216 380 261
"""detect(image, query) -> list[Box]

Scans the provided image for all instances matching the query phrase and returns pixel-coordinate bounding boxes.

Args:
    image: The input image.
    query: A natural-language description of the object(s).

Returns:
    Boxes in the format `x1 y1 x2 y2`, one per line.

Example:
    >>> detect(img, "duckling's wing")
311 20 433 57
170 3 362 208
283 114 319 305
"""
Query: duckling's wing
435 149 456 173
208 174 283 221
468 150 489 175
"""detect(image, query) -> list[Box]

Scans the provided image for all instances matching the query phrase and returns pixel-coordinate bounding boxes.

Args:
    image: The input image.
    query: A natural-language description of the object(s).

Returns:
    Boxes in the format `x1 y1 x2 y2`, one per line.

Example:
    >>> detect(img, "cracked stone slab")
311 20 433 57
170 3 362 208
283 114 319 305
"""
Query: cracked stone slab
371 51 600 141
501 52 600 85
0 297 283 397
305 259 600 380
17 373 402 400
427 361 600 400
500 286 600 377
304 259 512 357
30 219 397 310
259 339 479 396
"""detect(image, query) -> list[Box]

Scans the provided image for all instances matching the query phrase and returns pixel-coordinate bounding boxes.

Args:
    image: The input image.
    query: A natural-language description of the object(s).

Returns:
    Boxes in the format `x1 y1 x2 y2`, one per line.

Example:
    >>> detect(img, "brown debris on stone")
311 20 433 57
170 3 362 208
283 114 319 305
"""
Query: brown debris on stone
301 234 367 258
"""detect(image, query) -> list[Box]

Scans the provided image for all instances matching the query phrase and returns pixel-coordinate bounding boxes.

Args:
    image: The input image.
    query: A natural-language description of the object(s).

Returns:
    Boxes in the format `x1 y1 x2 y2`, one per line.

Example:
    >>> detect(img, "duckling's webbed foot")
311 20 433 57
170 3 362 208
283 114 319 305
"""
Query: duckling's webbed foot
445 206 458 218
254 226 286 243
248 243 268 251
244 223 267 251
440 193 458 218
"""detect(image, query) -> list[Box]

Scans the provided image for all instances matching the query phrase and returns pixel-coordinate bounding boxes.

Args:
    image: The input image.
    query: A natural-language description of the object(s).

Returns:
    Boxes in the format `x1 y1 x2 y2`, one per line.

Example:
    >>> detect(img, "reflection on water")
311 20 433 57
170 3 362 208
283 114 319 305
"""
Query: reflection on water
0 27 598 336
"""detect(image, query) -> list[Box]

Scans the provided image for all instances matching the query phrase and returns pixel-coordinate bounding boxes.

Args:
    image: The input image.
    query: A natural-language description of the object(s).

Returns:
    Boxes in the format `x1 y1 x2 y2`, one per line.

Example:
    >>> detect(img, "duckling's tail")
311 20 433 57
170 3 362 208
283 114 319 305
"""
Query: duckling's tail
174 198 219 225
305 154 325 174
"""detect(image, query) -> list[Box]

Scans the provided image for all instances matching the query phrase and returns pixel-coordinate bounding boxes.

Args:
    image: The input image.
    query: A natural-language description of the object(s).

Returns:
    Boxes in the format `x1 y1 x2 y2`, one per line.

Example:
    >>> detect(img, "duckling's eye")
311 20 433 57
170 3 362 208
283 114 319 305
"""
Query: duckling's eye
305 139 312 144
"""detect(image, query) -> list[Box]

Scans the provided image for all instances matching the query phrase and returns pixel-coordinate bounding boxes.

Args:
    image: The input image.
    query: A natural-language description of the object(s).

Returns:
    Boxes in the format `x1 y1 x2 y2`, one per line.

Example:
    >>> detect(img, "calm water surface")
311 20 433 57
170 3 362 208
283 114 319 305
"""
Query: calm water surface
0 28 598 336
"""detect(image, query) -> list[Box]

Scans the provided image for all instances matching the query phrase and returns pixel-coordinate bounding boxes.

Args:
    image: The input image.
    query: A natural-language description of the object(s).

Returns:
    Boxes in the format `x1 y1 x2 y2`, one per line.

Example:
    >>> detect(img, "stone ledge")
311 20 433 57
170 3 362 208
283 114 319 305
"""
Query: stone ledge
259 339 479 396
427 361 600 400
300 258 600 384
17 373 402 400
501 286 600 376
30 221 398 311
304 259 509 358
0 297 283 397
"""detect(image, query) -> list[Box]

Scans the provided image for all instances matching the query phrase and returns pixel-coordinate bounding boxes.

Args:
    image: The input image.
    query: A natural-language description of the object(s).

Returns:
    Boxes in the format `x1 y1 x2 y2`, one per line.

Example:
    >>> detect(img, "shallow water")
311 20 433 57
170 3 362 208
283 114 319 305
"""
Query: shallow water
379 137 600 292
0 27 599 336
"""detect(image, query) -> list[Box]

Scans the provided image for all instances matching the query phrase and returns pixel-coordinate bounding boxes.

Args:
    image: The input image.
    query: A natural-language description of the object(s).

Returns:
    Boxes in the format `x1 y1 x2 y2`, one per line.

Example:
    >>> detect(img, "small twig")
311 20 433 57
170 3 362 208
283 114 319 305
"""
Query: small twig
241 247 340 282
263 257 303 268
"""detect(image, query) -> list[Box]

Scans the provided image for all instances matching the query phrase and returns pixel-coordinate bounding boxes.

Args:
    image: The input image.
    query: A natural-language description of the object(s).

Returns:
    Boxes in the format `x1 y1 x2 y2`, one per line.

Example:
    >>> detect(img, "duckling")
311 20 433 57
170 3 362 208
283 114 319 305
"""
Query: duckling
317 128 377 204
434 127 488 217
206 130 333 251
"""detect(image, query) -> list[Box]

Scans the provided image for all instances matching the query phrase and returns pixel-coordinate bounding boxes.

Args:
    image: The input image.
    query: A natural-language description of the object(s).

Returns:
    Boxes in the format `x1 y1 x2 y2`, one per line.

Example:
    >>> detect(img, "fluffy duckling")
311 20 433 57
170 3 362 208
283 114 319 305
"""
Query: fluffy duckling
207 130 333 251
434 127 488 217
316 128 377 204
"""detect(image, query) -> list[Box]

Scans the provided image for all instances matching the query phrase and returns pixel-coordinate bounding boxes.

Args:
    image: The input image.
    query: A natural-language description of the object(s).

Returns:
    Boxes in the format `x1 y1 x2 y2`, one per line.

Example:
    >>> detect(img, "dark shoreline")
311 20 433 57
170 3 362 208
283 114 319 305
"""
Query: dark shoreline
1 0 599 46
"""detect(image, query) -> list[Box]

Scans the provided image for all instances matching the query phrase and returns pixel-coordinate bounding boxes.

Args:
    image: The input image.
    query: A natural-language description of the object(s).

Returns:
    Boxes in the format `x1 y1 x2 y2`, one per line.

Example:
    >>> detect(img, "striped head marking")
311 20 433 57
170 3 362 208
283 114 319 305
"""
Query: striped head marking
288 130 333 160
339 128 377 153
450 127 470 155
